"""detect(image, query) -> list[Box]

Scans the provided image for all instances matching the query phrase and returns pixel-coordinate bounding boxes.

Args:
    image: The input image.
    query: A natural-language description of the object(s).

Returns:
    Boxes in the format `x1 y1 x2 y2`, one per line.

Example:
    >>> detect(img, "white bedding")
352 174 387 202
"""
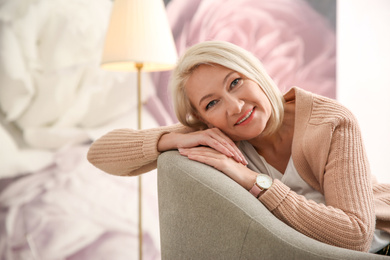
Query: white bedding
0 145 160 260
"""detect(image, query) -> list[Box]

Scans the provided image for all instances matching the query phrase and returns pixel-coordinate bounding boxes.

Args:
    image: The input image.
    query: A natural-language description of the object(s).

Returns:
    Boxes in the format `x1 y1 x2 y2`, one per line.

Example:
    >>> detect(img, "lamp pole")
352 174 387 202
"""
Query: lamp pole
100 1 177 259
135 62 143 260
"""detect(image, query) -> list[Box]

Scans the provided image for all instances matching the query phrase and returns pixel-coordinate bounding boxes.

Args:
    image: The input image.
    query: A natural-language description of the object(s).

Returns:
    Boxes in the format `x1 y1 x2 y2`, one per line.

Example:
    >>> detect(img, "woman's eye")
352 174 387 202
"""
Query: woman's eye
230 78 242 89
206 100 218 110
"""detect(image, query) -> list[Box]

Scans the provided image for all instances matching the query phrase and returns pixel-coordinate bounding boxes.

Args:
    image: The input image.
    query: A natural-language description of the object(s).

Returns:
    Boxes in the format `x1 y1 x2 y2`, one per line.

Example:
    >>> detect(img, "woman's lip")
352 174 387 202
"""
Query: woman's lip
235 107 255 125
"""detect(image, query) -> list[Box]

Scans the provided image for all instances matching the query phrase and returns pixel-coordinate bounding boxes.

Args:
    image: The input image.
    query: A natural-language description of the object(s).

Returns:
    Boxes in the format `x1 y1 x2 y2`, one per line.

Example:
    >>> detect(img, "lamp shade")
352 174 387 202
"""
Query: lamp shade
101 0 177 72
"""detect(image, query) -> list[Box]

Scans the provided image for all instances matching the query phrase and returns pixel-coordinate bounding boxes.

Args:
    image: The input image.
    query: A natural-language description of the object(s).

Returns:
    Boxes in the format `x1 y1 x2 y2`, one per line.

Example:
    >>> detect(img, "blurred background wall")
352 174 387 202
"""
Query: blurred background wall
338 0 390 183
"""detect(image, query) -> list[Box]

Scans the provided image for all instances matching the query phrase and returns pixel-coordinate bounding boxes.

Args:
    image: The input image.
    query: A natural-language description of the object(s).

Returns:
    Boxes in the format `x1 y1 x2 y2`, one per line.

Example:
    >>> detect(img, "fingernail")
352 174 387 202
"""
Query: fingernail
243 158 248 165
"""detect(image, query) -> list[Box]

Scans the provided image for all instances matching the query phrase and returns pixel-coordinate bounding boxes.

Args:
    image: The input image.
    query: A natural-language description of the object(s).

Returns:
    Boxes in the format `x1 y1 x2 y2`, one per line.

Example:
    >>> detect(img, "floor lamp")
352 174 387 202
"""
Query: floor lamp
100 0 177 259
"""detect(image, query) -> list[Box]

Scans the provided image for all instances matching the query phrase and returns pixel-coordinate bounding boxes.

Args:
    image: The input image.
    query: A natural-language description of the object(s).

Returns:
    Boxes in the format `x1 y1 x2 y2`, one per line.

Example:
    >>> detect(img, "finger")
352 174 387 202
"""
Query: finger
202 137 235 158
208 128 247 163
206 129 248 165
179 147 221 160
179 147 214 156
181 147 229 170
203 129 238 157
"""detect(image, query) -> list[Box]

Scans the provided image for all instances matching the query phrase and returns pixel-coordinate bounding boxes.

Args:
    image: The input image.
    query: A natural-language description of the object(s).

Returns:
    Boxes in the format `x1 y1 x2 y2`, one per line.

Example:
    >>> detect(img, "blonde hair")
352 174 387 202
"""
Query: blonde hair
170 41 284 136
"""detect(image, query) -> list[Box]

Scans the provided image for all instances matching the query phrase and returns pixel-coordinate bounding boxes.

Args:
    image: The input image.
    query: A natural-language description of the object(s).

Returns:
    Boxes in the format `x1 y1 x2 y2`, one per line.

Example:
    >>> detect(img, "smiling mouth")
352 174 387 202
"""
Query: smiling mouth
235 108 255 125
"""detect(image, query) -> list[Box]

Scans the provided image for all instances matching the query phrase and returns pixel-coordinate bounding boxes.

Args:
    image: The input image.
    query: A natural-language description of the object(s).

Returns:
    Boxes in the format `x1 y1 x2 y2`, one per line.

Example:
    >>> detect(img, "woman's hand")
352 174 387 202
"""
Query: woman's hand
178 146 257 190
158 128 248 165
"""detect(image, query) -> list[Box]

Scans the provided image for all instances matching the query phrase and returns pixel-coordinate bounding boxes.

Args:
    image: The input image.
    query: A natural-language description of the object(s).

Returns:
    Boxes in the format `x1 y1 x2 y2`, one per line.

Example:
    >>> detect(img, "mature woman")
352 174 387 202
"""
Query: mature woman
87 41 390 254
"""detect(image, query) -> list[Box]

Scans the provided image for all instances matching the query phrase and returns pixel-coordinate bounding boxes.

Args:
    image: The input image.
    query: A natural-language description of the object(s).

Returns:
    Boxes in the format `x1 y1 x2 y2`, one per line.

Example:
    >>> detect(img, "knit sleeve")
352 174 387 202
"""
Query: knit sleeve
260 101 375 252
87 124 189 176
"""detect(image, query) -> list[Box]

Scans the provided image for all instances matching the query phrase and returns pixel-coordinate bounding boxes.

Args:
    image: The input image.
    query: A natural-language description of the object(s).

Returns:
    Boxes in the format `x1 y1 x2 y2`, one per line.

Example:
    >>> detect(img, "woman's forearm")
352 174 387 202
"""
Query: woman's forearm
157 132 182 152
87 124 187 176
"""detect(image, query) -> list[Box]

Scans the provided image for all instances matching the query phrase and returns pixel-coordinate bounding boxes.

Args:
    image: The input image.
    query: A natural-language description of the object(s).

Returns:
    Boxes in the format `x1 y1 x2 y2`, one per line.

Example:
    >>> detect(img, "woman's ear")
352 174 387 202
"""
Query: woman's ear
193 112 214 128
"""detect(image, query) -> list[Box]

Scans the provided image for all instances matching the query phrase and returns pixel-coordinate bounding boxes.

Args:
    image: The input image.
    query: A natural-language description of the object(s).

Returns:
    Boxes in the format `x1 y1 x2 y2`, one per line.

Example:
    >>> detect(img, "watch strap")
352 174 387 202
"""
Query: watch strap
249 183 263 198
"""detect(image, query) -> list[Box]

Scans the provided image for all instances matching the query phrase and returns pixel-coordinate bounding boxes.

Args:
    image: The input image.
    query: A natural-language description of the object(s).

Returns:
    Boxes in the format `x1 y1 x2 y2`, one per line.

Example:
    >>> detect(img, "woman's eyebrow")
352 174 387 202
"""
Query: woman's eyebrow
199 93 213 106
198 71 236 106
223 71 236 87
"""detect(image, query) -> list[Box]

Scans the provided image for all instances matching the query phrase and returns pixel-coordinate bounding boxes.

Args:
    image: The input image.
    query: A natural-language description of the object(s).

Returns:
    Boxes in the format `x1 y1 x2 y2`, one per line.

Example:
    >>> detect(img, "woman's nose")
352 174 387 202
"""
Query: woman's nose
226 95 244 116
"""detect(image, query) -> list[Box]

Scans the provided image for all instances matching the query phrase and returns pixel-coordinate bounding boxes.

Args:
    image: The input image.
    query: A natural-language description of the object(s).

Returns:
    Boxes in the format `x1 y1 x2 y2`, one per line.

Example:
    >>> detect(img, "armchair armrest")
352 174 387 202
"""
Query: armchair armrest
157 151 387 259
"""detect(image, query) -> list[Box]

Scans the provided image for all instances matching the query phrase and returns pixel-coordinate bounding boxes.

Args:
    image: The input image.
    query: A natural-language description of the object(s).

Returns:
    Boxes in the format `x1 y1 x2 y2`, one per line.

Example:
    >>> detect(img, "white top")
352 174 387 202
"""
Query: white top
239 141 390 253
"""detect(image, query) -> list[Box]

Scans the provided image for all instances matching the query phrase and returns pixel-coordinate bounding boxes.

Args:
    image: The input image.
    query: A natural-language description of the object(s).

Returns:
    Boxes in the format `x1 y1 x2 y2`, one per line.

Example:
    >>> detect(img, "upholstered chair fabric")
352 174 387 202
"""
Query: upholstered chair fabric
157 151 387 260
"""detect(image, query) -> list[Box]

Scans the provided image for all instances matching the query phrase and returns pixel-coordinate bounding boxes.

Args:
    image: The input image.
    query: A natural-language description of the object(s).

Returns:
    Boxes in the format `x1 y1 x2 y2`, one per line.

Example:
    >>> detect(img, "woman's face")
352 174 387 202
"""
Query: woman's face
185 64 272 141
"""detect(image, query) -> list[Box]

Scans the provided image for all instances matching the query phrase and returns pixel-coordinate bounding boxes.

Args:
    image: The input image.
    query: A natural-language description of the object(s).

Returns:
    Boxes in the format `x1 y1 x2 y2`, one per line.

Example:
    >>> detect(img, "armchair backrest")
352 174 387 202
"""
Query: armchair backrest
157 151 387 259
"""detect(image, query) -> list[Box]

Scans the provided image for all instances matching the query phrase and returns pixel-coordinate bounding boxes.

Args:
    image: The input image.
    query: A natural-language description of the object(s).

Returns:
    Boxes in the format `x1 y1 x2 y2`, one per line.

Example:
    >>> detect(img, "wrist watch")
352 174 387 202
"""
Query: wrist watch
249 173 273 198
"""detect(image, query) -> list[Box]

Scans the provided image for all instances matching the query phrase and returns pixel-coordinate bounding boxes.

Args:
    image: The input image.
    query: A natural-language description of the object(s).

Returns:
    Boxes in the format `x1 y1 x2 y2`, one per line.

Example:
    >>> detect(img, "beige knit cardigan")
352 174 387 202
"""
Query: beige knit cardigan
87 87 390 252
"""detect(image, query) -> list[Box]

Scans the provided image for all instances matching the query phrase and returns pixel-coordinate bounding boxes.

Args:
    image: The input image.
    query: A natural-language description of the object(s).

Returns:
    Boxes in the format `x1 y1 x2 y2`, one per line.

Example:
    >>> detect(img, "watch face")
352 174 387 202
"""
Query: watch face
256 174 273 189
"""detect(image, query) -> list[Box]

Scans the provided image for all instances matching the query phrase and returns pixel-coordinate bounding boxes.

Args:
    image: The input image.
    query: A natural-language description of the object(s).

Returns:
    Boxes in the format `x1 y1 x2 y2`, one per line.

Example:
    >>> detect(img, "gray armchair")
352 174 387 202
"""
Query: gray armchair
157 151 387 260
